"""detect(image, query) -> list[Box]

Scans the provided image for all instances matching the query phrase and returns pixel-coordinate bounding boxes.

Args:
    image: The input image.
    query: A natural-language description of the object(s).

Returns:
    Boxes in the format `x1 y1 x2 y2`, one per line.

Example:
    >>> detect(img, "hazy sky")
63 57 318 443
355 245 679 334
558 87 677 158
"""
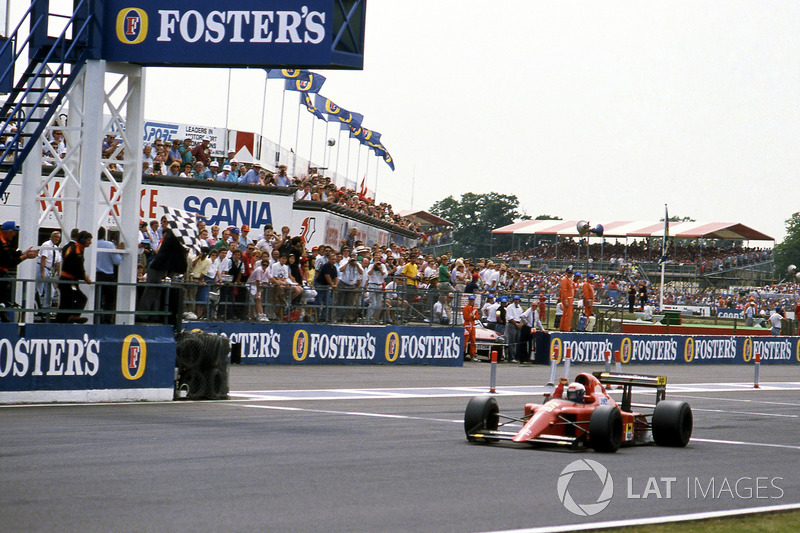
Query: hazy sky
12 1 800 243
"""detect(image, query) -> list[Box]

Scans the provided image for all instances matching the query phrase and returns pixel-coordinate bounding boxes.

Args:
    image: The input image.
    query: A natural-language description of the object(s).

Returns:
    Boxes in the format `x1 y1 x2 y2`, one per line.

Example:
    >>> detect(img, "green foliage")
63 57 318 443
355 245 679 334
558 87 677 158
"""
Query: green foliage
535 214 563 220
774 212 800 277
429 192 529 257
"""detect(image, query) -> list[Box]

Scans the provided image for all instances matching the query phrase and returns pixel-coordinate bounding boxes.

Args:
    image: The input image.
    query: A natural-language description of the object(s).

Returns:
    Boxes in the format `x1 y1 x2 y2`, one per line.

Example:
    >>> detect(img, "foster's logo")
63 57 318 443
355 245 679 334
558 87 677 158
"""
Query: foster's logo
324 99 340 115
121 334 147 380
116 8 149 45
684 337 695 363
549 337 562 364
293 330 309 361
742 337 753 363
385 332 400 362
620 337 632 364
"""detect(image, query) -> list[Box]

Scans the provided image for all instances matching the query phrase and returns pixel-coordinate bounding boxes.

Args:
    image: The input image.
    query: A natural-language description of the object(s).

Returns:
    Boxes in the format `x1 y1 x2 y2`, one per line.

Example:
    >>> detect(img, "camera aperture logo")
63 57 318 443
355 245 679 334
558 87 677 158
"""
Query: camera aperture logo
557 459 614 516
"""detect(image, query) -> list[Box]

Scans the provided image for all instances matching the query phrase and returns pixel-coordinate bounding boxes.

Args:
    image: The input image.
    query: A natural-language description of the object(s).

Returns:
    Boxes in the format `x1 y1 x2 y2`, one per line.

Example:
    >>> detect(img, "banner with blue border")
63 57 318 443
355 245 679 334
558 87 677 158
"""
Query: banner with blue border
548 333 800 364
0 325 176 395
184 322 463 366
102 1 337 67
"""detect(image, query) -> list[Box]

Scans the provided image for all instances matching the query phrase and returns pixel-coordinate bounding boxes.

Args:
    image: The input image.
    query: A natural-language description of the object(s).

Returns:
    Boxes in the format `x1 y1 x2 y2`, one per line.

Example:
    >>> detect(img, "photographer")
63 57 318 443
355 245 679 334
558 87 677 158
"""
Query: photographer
336 248 363 322
366 254 388 323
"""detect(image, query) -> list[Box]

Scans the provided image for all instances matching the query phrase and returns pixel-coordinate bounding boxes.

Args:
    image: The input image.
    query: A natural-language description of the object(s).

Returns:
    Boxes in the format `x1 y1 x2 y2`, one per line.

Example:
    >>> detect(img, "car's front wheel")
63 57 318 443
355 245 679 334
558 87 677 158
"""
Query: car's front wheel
589 405 623 453
464 395 499 442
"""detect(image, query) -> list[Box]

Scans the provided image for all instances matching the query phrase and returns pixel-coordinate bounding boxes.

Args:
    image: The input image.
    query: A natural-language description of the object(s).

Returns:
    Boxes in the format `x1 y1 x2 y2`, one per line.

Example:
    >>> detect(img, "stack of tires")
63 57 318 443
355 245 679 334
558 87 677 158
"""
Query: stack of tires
175 331 230 400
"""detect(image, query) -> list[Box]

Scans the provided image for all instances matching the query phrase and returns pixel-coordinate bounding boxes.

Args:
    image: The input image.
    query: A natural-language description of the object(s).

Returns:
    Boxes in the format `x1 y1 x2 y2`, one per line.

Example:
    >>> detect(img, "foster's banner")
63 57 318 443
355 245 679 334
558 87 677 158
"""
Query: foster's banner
0 325 175 403
548 333 800 364
104 1 338 67
184 322 463 366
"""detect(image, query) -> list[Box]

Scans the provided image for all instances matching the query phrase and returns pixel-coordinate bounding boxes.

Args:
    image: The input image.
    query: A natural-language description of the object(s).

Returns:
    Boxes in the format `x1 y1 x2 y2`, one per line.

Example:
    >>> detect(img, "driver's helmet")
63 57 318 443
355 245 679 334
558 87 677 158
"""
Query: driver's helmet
566 382 586 403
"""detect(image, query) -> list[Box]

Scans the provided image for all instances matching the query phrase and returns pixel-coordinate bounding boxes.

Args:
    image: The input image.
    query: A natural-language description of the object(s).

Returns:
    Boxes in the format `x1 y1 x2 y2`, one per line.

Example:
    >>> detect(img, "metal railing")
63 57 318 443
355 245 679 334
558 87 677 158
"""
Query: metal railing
0 275 465 327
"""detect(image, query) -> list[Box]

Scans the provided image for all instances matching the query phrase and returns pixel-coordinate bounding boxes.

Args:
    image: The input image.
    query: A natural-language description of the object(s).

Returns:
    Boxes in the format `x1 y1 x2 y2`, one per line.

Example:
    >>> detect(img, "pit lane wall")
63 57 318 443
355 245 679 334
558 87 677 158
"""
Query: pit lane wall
548 333 800 365
184 322 463 366
0 324 176 403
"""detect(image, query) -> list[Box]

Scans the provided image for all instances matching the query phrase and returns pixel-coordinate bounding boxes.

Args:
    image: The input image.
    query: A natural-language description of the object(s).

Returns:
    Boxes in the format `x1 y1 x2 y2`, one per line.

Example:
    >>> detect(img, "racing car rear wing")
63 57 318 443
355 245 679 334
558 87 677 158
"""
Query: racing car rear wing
592 372 667 412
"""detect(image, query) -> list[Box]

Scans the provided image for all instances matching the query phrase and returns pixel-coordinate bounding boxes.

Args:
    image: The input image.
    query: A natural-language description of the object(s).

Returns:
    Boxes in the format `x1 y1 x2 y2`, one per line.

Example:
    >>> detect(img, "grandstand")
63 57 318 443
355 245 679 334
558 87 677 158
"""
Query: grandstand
492 219 776 291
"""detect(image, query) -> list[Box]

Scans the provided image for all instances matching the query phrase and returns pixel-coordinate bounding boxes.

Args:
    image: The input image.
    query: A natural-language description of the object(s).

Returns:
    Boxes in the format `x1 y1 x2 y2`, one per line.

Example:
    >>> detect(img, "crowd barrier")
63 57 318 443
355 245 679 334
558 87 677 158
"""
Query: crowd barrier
184 321 463 366
547 332 800 365
0 324 176 403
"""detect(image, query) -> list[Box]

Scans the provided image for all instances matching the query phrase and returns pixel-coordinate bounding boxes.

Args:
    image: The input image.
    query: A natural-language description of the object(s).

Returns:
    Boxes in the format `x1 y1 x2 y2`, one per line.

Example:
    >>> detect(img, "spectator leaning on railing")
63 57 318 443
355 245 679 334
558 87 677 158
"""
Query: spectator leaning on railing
0 221 38 320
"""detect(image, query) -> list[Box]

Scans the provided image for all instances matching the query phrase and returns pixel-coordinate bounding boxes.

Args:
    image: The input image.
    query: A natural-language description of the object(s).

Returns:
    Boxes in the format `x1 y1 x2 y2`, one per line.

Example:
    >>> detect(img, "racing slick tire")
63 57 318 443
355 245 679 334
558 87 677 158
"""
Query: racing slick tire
464 395 499 442
652 400 693 447
589 405 623 453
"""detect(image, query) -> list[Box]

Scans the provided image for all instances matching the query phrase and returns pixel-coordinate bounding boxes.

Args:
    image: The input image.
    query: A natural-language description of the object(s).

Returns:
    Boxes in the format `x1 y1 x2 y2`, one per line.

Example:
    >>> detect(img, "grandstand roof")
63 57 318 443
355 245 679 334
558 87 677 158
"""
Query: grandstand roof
492 220 773 241
397 210 453 227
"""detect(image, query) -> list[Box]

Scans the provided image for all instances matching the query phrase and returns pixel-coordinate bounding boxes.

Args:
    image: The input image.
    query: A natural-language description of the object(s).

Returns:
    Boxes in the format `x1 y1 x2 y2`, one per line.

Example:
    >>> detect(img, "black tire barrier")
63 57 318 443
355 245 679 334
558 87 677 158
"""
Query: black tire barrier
185 368 207 400
175 331 230 400
206 368 228 399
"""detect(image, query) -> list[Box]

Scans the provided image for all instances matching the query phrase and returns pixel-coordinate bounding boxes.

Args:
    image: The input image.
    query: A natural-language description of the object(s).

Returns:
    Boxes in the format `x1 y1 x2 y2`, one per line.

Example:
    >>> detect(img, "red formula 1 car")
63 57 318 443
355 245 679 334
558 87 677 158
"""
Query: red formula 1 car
464 372 692 452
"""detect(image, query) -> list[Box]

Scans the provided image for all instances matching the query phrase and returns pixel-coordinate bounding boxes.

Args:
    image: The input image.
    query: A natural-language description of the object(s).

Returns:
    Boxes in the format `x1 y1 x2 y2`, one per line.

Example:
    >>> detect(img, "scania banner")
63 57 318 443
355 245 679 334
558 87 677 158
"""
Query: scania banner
184 322 464 366
103 1 336 67
0 325 176 402
1 176 295 232
548 333 800 364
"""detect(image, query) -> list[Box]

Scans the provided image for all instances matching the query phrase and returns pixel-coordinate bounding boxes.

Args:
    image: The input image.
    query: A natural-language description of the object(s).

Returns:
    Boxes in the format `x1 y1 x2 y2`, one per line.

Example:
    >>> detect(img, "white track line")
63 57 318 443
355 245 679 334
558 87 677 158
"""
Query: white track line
234 403 460 424
691 438 800 451
691 407 798 418
228 382 800 402
671 394 800 407
490 502 800 533
231 403 800 451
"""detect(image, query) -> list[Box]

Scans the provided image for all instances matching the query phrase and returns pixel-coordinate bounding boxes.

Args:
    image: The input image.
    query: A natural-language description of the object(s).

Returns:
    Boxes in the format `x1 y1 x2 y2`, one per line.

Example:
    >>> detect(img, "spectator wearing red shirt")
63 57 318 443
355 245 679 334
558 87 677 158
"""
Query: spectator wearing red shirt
191 135 212 165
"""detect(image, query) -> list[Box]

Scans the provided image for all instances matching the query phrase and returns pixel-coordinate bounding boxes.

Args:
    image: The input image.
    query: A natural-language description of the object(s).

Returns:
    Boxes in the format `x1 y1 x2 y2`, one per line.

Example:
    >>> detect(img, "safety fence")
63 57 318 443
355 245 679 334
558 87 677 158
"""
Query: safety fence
0 275 466 327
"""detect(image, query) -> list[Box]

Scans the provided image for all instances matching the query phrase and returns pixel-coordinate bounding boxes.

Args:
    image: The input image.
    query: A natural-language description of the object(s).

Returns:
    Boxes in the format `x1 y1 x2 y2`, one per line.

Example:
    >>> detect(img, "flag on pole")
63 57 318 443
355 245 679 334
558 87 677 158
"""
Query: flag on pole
284 72 326 93
315 95 364 128
659 204 670 265
336 110 364 130
160 205 200 254
301 93 326 120
316 94 344 117
266 69 306 80
359 176 368 199
359 128 381 144
381 149 395 171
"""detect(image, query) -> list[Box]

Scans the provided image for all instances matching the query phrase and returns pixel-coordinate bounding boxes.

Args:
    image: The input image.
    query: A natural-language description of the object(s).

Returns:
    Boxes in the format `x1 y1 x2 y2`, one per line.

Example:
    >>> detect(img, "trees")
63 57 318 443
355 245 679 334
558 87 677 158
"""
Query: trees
429 192 529 257
774 212 800 278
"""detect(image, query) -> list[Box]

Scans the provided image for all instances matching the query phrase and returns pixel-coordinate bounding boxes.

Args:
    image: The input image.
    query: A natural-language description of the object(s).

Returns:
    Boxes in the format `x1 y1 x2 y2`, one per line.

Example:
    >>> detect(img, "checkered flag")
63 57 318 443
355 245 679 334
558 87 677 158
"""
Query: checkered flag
159 205 200 254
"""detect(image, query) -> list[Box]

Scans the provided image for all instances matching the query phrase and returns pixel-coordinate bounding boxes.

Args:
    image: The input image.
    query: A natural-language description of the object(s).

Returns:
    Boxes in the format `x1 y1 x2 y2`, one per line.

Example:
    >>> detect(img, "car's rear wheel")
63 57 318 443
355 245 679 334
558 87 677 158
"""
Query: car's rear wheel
464 395 499 442
589 405 623 453
652 400 693 447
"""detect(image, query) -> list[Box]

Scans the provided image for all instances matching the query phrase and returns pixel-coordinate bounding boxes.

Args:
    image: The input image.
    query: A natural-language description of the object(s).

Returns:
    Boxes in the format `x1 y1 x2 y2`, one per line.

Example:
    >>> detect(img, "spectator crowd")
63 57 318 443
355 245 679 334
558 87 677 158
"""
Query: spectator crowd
496 239 772 272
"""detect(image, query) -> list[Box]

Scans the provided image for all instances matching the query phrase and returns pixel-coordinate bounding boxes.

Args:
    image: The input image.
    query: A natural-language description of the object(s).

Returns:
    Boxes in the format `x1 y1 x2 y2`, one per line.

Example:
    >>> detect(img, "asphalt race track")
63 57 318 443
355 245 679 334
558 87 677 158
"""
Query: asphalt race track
2 363 799 532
